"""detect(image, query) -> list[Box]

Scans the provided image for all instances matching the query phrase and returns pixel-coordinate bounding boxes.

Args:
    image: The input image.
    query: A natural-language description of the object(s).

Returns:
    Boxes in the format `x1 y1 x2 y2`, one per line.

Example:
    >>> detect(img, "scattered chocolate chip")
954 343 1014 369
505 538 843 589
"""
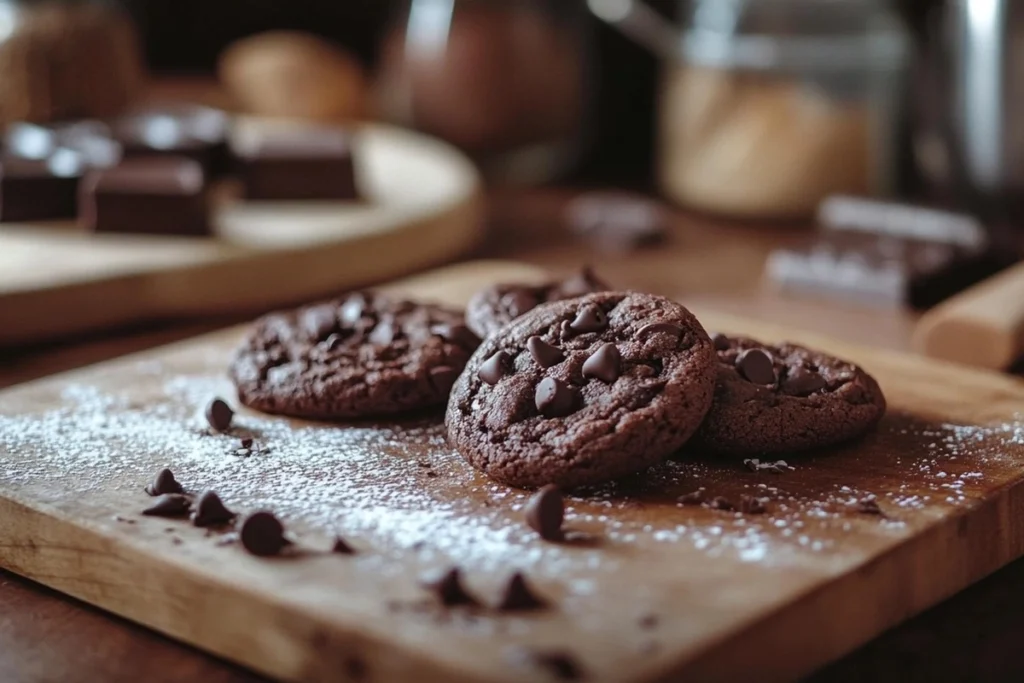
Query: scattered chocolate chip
535 377 576 418
145 467 184 496
479 350 512 385
431 323 480 351
530 651 584 680
421 567 480 607
740 495 768 515
708 496 736 511
428 366 459 395
239 437 253 449
711 332 730 351
142 494 191 518
857 498 883 515
205 398 234 432
781 366 827 396
497 572 548 611
240 511 289 557
191 491 236 527
332 536 356 554
581 343 621 384
527 336 564 368
568 303 608 333
525 485 564 541
736 349 776 385
678 491 704 506
638 613 659 629
637 322 683 341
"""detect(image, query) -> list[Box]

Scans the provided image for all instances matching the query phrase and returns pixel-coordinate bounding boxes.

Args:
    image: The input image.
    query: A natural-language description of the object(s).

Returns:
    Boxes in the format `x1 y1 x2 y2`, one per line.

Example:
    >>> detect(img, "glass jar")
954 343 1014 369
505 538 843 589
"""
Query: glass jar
375 0 593 185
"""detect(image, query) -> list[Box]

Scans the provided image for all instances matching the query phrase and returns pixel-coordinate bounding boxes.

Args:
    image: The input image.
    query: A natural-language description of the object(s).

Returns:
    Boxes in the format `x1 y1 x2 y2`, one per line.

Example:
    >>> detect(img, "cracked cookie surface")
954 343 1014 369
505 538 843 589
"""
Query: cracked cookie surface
446 292 717 489
694 334 887 456
231 292 479 419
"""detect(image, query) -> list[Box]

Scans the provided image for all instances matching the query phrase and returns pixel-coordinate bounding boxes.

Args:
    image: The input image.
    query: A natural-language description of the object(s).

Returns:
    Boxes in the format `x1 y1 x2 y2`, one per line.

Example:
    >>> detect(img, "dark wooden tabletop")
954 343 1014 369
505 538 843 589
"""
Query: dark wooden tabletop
2 187 1023 682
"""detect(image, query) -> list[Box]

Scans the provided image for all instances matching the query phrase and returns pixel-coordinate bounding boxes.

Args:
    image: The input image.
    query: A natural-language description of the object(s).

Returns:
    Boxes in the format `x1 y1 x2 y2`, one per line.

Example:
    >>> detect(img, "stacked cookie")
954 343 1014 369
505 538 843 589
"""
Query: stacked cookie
230 269 886 489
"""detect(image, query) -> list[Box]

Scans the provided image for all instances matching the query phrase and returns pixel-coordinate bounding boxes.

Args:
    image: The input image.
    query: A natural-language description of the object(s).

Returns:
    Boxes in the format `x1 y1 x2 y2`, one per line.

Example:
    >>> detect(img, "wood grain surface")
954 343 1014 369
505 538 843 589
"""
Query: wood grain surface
3 260 1024 683
0 124 483 346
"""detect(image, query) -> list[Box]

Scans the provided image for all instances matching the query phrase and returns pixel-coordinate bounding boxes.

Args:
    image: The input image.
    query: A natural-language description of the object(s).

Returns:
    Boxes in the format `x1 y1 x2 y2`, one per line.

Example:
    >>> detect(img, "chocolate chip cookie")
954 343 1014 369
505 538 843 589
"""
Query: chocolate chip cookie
694 334 887 456
446 292 717 489
464 267 610 339
230 292 479 419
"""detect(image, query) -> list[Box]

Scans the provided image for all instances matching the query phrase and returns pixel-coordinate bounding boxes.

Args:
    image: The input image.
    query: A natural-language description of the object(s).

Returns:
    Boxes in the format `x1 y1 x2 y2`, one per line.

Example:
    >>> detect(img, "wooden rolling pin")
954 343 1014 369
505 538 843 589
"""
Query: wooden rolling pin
914 261 1024 370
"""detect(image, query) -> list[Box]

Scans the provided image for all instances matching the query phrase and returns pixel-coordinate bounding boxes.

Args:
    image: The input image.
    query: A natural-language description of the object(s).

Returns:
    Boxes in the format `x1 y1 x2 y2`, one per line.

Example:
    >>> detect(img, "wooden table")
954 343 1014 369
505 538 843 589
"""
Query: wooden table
1 188 1020 682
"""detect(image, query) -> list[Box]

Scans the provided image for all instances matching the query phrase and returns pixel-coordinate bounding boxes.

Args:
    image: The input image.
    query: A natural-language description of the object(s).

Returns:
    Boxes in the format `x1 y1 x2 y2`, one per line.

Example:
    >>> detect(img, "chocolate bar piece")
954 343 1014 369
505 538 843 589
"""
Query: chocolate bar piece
114 105 230 176
766 197 1006 309
233 128 358 201
0 151 85 222
79 157 209 236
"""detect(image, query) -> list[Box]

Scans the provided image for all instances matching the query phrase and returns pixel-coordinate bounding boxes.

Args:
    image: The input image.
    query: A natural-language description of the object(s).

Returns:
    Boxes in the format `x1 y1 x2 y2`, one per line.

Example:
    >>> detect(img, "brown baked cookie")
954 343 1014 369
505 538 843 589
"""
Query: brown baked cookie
446 292 717 489
464 267 610 339
694 334 887 456
230 292 479 419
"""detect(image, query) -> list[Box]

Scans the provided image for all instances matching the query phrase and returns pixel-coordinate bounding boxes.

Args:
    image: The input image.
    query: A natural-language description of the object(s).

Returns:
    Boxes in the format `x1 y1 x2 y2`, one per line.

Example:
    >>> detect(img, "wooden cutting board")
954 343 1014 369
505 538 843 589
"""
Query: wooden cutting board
0 124 483 347
2 260 1024 683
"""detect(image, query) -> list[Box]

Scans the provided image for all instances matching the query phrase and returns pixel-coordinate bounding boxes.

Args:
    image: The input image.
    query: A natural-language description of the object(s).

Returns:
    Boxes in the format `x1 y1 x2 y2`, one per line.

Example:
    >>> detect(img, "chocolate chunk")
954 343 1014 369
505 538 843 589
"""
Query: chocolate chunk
525 485 564 541
678 491 703 506
428 366 459 395
302 304 338 340
205 398 234 432
240 437 253 450
0 154 84 222
535 378 576 418
79 157 210 236
711 333 730 351
430 323 479 351
497 572 547 611
565 191 667 252
736 349 776 385
191 491 236 527
740 495 767 515
781 367 827 396
530 651 583 680
501 288 537 318
145 468 184 496
233 126 359 201
240 511 289 557
479 350 511 385
637 322 684 341
421 567 480 607
568 304 608 333
142 494 190 518
581 343 621 383
332 536 356 554
708 496 736 511
857 497 883 515
527 336 564 368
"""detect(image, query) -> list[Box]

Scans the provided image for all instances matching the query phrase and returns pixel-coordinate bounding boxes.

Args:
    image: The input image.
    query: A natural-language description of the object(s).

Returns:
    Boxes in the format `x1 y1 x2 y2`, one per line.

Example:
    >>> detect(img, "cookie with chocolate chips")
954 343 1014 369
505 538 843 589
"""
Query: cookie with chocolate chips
446 292 717 488
230 292 479 419
464 267 610 339
695 334 886 456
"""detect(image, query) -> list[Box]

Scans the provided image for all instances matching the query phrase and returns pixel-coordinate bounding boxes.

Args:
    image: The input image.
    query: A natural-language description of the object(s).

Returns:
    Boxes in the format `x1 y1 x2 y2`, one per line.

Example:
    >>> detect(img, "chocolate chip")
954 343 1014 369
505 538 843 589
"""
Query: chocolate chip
240 437 253 449
191 491 236 527
568 303 607 333
368 317 399 345
736 348 776 385
240 511 289 557
339 294 367 325
530 651 583 680
740 495 767 515
332 536 356 554
637 322 683 341
708 496 736 511
857 498 883 515
535 377 576 418
782 367 827 396
527 336 564 368
142 494 190 518
302 304 337 340
711 332 730 351
421 567 480 607
479 350 511 385
145 467 183 496
428 366 459 395
431 323 480 351
205 398 234 432
581 343 621 383
497 572 548 611
501 288 537 318
678 491 703 506
525 485 564 541
743 459 761 472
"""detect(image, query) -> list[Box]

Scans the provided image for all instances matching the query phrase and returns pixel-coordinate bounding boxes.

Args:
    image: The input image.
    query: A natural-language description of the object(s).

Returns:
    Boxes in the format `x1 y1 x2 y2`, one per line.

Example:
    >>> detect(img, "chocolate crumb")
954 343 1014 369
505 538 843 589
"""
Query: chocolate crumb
525 485 564 541
708 497 736 512
425 471 438 478
240 437 253 449
240 511 289 556
191 491 236 527
857 497 883 515
205 398 234 432
145 468 184 496
421 567 480 607
142 494 191 518
332 536 356 554
678 491 703 506
740 495 768 515
497 572 547 612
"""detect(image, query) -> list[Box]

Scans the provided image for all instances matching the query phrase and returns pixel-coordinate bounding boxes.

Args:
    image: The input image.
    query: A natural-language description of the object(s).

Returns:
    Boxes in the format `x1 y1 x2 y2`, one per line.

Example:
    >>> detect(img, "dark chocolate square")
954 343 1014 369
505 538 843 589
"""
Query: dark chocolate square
79 157 209 236
0 152 84 222
233 128 359 201
114 106 230 177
